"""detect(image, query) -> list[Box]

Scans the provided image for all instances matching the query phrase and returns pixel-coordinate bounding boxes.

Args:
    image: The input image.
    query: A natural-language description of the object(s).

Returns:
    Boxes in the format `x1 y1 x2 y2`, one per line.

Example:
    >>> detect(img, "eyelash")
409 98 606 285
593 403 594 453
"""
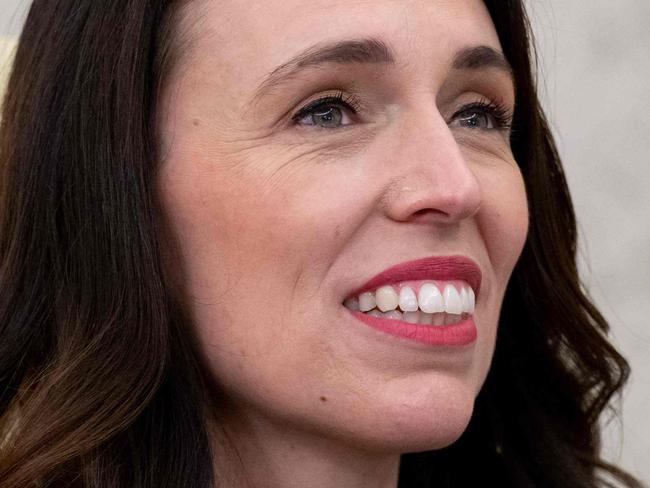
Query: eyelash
450 97 513 131
291 92 513 131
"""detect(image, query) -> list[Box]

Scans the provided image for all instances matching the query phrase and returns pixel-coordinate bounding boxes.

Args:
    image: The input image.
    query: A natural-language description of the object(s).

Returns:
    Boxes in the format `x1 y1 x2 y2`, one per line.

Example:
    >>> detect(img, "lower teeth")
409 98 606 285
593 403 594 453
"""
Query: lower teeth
364 309 466 326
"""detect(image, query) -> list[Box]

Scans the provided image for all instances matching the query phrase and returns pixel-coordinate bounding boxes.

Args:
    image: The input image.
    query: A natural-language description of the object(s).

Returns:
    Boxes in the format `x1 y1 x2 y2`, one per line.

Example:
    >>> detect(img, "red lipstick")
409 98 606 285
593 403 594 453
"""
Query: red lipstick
351 313 477 347
345 255 482 347
348 255 481 299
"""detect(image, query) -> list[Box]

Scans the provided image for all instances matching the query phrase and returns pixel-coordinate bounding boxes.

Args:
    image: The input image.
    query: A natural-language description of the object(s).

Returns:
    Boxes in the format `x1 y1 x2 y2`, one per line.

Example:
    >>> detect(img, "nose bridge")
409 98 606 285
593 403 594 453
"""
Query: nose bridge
381 105 482 223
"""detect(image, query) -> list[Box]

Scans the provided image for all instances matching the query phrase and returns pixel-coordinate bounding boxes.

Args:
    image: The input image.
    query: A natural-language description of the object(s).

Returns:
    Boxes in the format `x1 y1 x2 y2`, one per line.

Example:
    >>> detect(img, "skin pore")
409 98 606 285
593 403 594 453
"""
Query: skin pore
157 0 528 487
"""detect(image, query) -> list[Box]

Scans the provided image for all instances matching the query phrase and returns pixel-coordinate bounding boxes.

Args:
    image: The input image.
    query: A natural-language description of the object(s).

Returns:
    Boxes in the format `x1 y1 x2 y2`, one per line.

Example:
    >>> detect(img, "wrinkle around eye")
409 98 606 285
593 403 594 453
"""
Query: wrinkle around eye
270 115 381 154
453 130 515 164
221 127 378 184
237 139 370 194
288 128 377 160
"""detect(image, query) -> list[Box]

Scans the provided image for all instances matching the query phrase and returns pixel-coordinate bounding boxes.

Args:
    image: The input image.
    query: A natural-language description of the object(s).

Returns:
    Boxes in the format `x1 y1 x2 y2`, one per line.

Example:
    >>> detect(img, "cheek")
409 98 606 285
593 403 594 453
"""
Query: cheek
158 167 332 407
157 150 370 356
481 166 529 284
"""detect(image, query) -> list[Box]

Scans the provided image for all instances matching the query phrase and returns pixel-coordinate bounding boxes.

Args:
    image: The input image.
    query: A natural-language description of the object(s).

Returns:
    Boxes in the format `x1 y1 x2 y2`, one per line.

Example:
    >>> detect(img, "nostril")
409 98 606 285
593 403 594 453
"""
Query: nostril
412 208 446 218
406 207 452 224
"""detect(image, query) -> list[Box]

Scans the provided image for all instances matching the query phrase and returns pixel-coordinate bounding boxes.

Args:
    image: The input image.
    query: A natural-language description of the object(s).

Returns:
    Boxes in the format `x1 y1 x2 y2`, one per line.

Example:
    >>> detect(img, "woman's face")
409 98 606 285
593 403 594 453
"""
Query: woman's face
158 0 528 453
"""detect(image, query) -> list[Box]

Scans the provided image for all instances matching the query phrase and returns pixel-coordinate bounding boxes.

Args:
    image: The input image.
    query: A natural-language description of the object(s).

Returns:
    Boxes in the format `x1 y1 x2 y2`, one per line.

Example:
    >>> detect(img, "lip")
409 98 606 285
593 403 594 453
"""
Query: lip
343 255 482 348
344 255 482 301
350 312 477 347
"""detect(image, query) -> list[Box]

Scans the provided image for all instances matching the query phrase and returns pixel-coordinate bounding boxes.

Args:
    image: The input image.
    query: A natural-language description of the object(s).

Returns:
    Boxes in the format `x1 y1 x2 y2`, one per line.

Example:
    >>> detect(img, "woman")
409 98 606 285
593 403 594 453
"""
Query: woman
0 0 644 487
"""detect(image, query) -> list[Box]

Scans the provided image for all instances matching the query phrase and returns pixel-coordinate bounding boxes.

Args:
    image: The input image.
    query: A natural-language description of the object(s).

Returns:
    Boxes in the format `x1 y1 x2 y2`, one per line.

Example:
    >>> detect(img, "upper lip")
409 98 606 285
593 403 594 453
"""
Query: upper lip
344 255 482 301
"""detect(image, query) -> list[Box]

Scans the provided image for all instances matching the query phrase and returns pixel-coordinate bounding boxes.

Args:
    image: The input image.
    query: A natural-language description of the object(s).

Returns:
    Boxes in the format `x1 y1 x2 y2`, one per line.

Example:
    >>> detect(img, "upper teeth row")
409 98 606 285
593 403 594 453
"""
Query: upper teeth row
344 283 475 315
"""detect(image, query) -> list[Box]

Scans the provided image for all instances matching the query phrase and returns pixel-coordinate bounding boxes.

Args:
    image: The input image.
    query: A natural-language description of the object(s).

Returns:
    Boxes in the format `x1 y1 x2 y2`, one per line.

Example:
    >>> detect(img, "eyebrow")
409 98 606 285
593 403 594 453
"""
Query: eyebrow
252 38 514 100
452 45 513 75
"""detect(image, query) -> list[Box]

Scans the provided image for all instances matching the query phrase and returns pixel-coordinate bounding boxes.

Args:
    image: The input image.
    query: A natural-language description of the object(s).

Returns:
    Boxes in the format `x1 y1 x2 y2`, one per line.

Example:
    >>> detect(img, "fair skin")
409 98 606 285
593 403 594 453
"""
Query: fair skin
157 0 529 486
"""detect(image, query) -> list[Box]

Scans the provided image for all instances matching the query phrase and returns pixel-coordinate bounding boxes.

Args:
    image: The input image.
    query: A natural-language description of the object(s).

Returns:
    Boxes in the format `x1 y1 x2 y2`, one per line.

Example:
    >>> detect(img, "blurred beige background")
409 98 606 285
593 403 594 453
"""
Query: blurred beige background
525 1 650 483
1 0 648 483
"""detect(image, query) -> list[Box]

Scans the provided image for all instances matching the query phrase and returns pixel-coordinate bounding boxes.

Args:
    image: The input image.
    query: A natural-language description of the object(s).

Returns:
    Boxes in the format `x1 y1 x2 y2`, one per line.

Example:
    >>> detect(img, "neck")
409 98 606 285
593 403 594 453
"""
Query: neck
208 410 401 488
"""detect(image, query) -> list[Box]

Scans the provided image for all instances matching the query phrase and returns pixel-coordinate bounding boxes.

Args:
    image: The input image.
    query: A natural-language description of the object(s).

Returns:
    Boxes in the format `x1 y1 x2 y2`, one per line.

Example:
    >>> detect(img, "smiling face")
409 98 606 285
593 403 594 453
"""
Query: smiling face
157 0 528 455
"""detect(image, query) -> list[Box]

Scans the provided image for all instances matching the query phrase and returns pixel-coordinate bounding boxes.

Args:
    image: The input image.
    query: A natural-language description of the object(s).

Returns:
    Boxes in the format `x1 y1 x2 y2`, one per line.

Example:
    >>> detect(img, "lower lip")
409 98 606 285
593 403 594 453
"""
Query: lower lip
350 311 477 347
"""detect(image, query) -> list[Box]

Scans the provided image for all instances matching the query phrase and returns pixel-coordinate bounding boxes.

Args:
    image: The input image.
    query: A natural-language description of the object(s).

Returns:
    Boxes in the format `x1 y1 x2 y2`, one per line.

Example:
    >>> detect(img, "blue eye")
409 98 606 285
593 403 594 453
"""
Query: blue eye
455 110 494 129
299 105 348 128
292 92 360 129
291 94 512 132
450 100 513 131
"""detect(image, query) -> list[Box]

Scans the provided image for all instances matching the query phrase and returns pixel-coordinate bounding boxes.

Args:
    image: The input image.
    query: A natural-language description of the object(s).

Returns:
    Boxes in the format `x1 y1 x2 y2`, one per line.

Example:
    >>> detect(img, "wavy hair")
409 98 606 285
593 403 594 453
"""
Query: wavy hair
0 1 644 486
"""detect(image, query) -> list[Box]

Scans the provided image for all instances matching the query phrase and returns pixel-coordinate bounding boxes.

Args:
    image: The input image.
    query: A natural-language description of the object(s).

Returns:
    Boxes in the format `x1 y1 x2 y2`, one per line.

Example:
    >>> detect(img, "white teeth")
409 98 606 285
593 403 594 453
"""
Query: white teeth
375 286 399 312
359 307 463 327
347 282 477 315
398 286 418 312
343 297 360 312
402 311 420 324
460 288 470 313
383 310 403 320
443 284 462 314
460 286 476 313
418 283 444 314
358 292 376 312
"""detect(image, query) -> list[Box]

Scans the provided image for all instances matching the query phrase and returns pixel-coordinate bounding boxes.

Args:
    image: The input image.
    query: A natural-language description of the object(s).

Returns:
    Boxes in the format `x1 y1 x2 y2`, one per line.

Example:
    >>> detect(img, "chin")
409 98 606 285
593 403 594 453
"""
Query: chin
334 385 476 455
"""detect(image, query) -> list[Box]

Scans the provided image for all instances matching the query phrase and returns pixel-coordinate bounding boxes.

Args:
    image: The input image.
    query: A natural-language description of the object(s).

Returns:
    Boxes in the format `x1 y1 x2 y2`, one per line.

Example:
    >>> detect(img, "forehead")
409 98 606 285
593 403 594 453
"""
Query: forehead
176 0 502 84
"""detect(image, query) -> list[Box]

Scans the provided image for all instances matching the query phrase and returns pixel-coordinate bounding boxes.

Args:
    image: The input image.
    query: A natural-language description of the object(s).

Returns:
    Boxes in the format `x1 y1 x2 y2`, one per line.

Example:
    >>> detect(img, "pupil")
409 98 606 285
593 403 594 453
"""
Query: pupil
314 107 342 127
461 112 488 128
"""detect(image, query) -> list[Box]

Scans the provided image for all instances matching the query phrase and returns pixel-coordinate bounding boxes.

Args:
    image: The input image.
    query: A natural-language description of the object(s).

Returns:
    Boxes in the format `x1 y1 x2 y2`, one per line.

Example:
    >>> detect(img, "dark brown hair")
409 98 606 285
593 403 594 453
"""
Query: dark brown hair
0 1 644 487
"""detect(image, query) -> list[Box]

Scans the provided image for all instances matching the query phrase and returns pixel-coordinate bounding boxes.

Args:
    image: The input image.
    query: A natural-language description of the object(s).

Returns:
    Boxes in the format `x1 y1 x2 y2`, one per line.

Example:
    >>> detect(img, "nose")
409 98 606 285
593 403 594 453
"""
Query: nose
380 108 482 225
